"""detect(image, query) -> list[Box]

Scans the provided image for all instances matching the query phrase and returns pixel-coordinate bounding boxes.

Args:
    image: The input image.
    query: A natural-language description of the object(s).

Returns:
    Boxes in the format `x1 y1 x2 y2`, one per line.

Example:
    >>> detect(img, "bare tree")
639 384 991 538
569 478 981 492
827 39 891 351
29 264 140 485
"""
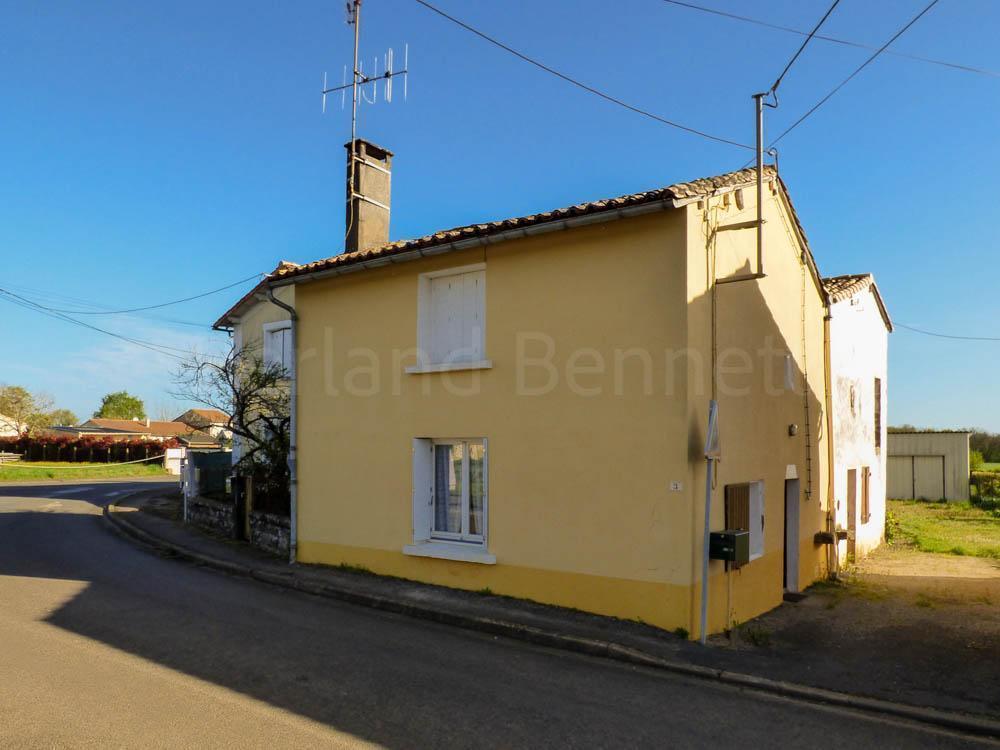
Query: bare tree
173 342 290 504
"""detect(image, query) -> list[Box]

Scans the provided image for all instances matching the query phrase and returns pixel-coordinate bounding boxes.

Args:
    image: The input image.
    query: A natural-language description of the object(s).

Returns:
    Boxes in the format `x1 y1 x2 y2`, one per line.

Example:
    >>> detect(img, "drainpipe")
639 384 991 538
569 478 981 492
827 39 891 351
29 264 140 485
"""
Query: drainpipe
823 312 838 578
266 287 298 564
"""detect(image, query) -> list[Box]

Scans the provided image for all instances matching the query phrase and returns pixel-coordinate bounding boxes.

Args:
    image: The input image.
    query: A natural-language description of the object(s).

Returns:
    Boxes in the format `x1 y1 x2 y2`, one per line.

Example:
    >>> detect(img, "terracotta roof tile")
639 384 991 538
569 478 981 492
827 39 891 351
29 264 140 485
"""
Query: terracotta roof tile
269 165 778 283
822 274 893 331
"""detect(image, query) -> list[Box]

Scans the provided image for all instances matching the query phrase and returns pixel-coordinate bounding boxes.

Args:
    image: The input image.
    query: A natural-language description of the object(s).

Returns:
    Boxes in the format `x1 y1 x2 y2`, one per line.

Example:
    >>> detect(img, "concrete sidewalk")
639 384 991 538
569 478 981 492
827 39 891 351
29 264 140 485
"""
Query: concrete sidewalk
105 488 1000 738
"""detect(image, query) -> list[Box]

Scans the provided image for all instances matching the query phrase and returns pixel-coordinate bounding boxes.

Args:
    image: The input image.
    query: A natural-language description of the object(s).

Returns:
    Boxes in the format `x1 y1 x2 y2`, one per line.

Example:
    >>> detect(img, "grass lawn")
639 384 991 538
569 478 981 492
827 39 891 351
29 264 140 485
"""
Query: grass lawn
888 499 1000 559
981 462 1000 472
0 461 170 482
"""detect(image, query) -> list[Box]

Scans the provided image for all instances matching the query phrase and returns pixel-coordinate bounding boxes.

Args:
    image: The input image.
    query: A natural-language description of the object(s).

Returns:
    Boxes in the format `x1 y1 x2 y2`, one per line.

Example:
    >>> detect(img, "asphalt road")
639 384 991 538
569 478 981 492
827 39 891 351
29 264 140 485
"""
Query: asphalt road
0 479 993 749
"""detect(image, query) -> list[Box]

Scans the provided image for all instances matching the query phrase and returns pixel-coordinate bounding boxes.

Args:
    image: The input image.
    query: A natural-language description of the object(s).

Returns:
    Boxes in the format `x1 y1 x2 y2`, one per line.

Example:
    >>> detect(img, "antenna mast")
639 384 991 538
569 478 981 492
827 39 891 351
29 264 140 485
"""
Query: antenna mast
321 0 409 243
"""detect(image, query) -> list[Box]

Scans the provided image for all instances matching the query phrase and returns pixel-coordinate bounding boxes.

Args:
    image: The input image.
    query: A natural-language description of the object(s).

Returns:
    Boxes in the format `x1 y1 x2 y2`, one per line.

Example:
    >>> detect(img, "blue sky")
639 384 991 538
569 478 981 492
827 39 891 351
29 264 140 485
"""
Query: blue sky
1 0 998 427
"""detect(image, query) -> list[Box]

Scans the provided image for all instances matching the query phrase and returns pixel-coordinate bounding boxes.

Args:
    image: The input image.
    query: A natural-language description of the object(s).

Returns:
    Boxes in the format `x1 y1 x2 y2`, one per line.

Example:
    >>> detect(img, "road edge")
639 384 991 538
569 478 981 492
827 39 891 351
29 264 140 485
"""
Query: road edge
103 500 1000 740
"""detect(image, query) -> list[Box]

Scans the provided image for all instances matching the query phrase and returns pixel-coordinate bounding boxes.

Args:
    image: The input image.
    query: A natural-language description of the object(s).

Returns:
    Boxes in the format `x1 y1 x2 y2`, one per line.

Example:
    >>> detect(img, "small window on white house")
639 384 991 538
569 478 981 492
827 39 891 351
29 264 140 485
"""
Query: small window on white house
411 438 487 547
262 321 293 375
417 265 486 367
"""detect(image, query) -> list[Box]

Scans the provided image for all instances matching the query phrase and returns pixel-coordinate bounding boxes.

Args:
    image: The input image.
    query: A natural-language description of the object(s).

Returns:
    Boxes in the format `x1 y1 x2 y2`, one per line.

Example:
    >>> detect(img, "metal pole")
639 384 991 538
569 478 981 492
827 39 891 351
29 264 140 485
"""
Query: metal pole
699 456 714 645
345 0 362 243
754 92 764 276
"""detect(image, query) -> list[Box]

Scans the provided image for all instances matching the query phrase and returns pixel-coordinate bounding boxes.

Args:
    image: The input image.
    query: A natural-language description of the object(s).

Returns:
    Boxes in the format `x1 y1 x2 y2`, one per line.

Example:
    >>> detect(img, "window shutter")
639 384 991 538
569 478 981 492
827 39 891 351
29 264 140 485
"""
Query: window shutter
262 327 276 367
412 439 433 541
874 378 882 449
281 328 294 374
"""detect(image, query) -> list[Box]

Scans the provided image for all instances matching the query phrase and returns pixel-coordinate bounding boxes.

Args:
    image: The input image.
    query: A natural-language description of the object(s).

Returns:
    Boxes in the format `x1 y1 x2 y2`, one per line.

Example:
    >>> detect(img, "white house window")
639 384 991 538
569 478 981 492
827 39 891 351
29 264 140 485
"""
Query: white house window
406 437 494 564
411 264 488 372
262 321 293 375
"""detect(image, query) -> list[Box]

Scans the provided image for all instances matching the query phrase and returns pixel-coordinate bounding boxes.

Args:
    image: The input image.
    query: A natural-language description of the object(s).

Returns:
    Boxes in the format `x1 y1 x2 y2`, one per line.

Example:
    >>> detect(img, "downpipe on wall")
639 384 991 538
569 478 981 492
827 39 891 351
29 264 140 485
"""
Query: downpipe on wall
266 287 298 564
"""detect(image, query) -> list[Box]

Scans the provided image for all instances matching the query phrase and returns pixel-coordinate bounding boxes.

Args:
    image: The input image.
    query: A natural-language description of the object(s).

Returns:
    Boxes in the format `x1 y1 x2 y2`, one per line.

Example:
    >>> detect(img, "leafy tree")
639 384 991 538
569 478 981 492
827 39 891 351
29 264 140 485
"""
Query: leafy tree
46 408 79 427
0 384 54 435
94 391 146 420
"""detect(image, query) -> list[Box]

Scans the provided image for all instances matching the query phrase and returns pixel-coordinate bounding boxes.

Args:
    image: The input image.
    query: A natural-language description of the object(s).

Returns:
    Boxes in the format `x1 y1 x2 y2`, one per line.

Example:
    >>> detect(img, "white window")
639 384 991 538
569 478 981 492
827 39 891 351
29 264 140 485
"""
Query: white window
262 321 293 375
406 437 494 564
415 264 487 369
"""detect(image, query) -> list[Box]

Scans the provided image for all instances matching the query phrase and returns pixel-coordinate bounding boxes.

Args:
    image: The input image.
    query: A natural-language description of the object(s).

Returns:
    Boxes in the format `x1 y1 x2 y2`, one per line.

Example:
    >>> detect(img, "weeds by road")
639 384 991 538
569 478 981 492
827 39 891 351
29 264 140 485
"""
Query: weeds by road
888 499 1000 559
0 462 169 482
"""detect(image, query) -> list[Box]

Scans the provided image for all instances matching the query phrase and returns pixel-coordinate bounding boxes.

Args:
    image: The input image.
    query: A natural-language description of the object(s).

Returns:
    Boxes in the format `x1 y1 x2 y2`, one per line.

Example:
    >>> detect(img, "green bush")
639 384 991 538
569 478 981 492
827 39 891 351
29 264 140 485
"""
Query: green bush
971 449 985 472
971 471 1000 500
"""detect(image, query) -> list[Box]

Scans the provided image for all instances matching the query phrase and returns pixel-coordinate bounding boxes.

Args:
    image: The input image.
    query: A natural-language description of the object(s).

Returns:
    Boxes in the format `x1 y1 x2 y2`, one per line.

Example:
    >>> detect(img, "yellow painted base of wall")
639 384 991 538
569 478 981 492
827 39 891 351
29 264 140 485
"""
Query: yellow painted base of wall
298 539 693 632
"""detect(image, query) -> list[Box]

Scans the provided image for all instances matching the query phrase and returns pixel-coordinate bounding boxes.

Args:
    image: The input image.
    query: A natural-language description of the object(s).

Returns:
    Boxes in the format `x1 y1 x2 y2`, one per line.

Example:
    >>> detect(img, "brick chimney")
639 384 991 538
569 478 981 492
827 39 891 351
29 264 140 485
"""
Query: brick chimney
345 139 393 254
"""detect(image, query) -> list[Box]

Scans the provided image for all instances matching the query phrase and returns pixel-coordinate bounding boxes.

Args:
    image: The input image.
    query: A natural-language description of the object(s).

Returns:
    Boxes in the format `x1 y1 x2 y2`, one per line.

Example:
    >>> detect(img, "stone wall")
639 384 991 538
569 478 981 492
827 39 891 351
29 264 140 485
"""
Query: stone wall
186 496 235 538
250 511 290 557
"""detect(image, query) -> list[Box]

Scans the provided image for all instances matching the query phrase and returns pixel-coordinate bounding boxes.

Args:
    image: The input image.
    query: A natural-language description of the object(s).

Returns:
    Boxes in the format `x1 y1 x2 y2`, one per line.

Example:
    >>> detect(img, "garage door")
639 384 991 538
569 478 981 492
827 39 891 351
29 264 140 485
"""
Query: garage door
887 455 946 500
914 456 945 500
887 456 914 499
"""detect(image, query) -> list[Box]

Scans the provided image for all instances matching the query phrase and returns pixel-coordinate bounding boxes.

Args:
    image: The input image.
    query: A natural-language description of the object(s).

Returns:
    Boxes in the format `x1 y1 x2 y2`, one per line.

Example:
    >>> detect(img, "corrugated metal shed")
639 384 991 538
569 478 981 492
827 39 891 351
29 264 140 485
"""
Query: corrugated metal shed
886 432 970 502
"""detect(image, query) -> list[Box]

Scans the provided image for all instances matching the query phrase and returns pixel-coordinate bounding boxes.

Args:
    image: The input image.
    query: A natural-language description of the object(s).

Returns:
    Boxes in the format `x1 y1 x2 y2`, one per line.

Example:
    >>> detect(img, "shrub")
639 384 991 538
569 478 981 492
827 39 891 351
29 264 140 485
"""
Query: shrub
971 449 985 472
0 435 177 463
971 471 1000 500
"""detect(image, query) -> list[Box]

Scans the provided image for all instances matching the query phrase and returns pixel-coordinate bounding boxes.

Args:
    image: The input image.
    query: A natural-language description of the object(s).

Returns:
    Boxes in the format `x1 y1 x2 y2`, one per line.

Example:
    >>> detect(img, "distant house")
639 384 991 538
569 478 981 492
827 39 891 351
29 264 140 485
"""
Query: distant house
174 408 232 440
51 418 221 448
0 414 23 437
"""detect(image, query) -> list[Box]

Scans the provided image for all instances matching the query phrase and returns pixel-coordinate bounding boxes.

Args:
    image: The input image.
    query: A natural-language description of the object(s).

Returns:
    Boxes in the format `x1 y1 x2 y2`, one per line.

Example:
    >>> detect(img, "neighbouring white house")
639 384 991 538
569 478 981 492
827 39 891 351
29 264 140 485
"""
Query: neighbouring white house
887 431 971 502
824 274 892 562
0 414 23 437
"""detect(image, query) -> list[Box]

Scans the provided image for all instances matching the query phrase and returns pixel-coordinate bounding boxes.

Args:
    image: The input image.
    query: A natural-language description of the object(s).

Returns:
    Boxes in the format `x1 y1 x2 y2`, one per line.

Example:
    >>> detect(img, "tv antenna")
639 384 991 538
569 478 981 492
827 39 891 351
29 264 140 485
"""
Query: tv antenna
321 1 409 242
321 2 409 121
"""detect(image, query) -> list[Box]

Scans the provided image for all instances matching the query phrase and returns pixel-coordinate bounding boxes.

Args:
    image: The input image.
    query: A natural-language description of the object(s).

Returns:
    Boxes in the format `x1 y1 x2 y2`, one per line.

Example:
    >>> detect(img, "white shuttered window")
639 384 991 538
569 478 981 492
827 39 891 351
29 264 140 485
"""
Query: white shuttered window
419 266 485 366
262 321 293 375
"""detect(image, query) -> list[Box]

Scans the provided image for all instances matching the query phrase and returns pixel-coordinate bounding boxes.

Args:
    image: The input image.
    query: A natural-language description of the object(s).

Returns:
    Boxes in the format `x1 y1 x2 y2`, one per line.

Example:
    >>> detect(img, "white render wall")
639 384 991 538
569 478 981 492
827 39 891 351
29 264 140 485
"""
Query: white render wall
829 286 889 561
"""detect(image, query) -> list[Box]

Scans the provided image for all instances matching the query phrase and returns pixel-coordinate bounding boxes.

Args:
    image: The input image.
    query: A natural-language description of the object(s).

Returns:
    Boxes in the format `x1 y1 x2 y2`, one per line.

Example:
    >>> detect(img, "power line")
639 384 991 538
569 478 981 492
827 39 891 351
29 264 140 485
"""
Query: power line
0 288 216 361
767 0 942 148
661 0 1000 80
41 272 263 315
0 282 217 330
769 0 841 95
896 323 1000 342
411 0 753 151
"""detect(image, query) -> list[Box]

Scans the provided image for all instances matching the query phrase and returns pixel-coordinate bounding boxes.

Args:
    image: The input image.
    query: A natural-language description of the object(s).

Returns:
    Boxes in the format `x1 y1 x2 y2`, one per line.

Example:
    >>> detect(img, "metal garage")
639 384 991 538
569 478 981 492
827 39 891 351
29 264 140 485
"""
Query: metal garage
886 431 970 502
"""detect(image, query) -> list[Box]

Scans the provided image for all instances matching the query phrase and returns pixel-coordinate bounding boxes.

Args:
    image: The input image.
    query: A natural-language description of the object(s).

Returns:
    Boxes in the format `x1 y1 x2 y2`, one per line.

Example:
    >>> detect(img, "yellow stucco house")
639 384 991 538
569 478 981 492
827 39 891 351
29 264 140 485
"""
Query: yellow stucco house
215 140 889 638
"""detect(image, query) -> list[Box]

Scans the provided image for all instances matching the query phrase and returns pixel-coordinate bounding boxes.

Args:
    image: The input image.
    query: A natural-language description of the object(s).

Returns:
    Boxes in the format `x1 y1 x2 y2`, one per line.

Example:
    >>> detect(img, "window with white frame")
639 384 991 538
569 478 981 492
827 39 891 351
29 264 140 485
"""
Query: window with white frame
416 265 486 367
262 321 293 375
725 480 765 563
411 438 487 548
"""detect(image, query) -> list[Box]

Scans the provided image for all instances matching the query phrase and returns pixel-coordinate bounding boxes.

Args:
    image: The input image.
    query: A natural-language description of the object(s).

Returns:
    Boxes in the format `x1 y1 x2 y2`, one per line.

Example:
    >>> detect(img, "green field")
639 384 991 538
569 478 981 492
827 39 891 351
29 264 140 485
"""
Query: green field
0 462 169 482
981 462 1000 472
888 499 1000 559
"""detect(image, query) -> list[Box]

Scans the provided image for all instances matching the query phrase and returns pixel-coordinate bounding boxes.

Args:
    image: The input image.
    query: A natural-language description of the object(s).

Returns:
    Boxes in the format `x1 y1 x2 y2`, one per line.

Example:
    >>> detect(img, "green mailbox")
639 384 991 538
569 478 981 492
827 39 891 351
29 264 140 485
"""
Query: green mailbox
709 529 750 564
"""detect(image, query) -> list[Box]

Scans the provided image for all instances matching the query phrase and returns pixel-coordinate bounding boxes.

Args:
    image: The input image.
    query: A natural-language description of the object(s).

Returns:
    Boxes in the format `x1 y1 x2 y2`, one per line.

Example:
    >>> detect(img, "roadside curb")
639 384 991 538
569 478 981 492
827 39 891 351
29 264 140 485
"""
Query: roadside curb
103 501 1000 740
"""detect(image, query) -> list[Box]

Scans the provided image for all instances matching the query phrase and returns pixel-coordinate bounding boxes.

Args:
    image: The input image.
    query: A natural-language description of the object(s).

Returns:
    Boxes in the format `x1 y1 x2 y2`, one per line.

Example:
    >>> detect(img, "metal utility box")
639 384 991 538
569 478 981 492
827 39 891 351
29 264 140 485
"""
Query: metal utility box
709 530 750 564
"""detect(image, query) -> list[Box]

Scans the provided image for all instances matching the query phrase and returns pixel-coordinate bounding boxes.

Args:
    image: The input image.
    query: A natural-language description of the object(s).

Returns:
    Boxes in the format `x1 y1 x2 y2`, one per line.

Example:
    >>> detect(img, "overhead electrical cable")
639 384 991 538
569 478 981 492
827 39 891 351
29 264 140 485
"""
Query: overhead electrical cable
411 0 753 151
0 288 217 361
661 0 1000 79
767 0 942 147
39 272 263 315
768 0 842 95
896 323 1000 342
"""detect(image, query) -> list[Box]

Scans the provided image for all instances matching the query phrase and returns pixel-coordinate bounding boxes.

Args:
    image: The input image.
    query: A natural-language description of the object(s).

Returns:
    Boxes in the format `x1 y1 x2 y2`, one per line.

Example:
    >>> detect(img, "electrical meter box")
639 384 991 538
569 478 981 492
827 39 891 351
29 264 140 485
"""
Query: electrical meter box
709 530 750 564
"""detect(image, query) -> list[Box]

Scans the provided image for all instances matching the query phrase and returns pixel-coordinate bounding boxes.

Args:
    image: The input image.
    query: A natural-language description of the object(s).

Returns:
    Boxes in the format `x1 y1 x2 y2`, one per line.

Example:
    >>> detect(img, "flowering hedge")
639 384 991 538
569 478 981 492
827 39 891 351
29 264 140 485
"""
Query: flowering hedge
0 435 180 464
